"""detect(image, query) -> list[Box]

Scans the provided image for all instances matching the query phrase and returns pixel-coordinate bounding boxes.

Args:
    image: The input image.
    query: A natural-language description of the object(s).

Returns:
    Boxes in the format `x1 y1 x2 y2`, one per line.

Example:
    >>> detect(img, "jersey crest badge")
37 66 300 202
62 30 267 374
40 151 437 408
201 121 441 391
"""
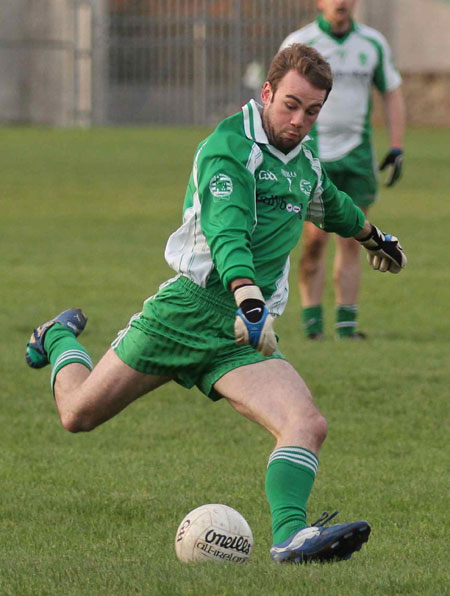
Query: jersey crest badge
300 179 312 196
358 52 368 66
209 173 233 199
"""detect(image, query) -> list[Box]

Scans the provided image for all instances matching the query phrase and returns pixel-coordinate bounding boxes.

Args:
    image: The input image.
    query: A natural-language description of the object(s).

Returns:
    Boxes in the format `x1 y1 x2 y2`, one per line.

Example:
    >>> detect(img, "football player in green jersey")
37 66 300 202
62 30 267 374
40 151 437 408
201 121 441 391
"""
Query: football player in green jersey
26 44 406 563
280 0 405 339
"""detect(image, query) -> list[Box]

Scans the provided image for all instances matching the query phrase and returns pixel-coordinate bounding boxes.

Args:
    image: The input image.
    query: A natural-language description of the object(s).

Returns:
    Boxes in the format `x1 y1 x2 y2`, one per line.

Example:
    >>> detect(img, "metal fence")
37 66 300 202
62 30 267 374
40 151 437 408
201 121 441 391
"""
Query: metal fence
5 1 445 127
106 0 317 125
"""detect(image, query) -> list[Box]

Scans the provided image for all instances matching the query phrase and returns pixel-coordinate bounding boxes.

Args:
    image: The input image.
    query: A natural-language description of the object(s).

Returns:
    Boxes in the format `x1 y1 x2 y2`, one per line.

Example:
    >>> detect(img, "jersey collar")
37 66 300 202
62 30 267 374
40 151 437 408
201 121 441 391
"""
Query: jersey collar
317 14 355 43
242 99 311 165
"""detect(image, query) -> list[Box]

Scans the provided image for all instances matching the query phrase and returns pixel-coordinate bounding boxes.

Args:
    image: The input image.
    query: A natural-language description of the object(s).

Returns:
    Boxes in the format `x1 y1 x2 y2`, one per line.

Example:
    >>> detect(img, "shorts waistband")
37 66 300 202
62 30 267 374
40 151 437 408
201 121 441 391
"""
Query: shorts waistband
178 276 236 316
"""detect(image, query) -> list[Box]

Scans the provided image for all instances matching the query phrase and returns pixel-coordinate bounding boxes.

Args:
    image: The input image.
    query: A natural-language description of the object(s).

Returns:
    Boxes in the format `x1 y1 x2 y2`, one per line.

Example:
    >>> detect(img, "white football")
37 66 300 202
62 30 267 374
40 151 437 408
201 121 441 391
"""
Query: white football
174 503 253 564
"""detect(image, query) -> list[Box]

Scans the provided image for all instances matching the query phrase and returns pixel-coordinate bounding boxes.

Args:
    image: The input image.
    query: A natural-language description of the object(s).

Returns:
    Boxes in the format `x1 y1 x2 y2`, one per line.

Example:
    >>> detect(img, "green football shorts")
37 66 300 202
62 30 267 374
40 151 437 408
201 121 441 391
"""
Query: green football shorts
323 139 378 208
112 276 285 401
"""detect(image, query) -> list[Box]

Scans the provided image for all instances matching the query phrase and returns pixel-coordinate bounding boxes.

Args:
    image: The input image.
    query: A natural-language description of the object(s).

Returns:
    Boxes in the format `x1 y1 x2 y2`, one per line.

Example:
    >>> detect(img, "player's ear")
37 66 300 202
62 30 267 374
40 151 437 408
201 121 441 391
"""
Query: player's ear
261 82 273 107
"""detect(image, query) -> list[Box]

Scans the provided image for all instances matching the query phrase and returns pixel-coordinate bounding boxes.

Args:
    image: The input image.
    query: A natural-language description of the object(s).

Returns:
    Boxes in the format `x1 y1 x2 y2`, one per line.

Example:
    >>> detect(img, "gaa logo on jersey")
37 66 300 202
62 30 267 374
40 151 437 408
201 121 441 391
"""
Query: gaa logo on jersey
209 173 233 199
259 170 278 181
300 179 312 197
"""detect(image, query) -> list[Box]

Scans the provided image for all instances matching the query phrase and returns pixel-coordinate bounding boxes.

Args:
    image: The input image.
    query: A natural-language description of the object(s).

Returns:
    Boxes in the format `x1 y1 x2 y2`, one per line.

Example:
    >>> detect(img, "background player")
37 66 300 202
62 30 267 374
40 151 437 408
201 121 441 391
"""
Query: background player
26 44 406 563
280 0 405 339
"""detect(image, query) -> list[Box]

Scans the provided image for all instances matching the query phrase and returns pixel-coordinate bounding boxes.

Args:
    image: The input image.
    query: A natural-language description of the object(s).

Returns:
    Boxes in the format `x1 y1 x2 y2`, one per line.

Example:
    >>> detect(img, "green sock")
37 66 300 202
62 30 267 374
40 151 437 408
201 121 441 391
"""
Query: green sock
44 324 93 389
302 305 323 337
265 446 319 544
336 304 358 338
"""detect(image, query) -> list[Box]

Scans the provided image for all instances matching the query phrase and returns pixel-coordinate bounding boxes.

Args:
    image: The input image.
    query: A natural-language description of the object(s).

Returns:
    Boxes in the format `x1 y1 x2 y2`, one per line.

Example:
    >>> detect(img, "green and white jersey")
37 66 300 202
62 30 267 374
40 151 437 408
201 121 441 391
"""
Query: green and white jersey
164 100 364 316
280 16 402 161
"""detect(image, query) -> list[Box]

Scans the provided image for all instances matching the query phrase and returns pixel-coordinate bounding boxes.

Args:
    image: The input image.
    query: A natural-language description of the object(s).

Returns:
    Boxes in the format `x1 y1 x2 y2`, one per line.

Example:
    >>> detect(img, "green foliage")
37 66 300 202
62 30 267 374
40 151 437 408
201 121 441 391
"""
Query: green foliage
1 126 449 595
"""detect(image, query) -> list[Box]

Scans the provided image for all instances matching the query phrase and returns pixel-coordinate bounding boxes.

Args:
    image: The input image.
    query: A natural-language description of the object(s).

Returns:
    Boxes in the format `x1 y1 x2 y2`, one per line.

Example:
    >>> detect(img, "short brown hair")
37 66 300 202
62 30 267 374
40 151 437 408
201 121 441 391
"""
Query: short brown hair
266 43 333 99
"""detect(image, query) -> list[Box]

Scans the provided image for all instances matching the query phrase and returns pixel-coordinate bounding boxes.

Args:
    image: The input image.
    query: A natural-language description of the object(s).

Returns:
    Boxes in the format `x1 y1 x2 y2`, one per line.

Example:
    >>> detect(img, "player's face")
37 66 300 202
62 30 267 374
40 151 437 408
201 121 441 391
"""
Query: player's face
261 70 326 152
317 0 357 29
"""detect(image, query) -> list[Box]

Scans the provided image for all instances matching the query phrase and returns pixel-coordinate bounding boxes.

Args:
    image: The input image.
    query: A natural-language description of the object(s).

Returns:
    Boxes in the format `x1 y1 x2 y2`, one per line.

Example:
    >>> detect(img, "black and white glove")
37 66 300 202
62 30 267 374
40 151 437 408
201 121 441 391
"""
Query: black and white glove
358 224 407 273
379 148 403 187
234 285 277 356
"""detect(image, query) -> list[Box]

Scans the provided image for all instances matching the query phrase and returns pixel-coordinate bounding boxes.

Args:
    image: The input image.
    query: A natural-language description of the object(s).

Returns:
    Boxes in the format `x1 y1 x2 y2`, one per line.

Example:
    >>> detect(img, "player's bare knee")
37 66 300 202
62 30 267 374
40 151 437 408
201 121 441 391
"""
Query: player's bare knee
60 414 87 433
59 408 98 433
312 412 328 446
280 403 328 448
295 410 327 443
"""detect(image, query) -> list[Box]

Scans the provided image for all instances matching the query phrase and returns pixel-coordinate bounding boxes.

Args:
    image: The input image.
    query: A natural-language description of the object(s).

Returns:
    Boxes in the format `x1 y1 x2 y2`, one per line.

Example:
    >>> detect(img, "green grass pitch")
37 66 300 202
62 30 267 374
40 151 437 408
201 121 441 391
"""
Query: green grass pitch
1 125 449 595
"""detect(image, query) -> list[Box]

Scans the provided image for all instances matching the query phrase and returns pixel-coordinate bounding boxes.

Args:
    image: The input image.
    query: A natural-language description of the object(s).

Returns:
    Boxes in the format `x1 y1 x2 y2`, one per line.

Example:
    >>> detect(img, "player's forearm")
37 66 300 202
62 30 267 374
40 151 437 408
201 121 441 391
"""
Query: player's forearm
207 236 256 291
229 277 254 292
201 201 256 290
354 219 372 241
383 87 405 149
319 179 366 238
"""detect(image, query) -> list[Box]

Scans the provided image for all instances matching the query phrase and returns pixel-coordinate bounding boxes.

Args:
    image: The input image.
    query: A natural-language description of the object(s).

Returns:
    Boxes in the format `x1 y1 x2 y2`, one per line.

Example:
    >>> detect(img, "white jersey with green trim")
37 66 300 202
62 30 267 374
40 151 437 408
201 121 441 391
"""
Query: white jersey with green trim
280 17 402 161
164 100 364 317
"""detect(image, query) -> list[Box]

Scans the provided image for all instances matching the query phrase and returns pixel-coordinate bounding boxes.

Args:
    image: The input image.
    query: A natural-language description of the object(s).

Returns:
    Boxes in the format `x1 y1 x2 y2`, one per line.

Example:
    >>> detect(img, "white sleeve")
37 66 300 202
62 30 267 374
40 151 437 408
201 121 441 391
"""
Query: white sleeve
361 25 402 92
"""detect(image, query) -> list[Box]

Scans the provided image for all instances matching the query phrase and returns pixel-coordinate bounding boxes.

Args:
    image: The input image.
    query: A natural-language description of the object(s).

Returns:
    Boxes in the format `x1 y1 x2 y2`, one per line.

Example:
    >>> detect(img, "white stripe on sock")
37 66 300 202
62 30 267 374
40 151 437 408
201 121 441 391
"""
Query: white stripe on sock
53 349 93 369
269 451 319 471
269 453 319 474
335 321 357 328
269 454 318 476
337 303 358 312
268 447 319 466
50 350 93 387
268 447 319 475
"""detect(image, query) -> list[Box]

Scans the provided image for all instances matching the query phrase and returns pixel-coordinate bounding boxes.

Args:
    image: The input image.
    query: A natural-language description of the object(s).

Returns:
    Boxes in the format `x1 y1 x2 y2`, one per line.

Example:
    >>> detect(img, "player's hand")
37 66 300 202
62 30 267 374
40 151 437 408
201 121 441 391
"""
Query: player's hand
358 224 407 273
379 148 403 187
234 285 277 356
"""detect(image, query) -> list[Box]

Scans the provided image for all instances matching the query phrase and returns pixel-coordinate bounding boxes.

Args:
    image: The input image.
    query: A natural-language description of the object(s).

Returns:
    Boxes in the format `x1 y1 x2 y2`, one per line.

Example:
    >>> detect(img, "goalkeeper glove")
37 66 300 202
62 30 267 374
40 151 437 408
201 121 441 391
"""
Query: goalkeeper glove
379 148 403 187
234 285 277 356
358 224 407 273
